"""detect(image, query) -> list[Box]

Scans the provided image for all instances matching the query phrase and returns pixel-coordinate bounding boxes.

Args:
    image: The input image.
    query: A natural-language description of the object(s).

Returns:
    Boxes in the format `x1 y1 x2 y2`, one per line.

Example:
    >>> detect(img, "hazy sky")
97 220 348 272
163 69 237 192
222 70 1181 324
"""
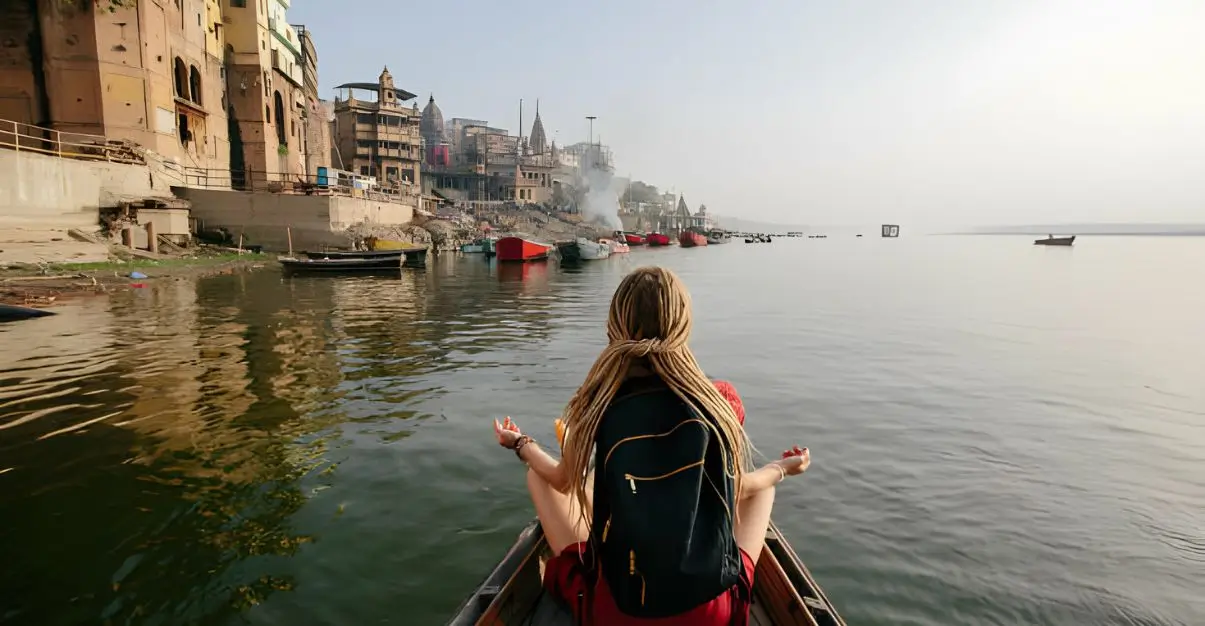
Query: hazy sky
289 0 1205 229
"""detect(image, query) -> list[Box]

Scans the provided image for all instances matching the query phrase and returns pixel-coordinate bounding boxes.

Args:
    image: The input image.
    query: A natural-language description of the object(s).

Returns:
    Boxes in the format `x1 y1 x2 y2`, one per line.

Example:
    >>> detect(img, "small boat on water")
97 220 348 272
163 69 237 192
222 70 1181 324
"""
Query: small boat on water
679 229 708 248
447 518 846 626
364 237 427 251
706 229 732 245
556 237 611 262
600 238 629 254
0 303 56 323
496 236 553 262
302 249 403 260
617 231 646 246
645 232 672 247
1034 234 1076 246
461 237 497 254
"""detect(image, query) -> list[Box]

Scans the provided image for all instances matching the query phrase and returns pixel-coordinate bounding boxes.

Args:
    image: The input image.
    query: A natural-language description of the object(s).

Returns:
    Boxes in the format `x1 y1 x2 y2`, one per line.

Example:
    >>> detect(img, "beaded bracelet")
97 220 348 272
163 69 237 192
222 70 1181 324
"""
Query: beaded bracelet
511 435 535 459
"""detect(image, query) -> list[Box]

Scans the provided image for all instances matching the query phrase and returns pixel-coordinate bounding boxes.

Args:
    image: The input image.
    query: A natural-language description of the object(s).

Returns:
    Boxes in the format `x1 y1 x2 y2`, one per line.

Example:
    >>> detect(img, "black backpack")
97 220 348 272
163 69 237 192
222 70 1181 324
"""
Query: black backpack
588 376 743 618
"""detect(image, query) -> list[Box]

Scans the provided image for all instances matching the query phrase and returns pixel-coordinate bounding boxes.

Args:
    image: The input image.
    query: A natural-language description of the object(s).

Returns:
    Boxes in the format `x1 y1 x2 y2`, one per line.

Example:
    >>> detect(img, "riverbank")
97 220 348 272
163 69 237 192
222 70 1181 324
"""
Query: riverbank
0 249 268 307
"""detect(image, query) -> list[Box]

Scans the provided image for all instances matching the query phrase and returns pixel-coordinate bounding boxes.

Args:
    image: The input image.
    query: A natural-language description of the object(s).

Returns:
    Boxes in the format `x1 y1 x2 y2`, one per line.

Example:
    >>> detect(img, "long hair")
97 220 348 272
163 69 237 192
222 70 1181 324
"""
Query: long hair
560 266 754 528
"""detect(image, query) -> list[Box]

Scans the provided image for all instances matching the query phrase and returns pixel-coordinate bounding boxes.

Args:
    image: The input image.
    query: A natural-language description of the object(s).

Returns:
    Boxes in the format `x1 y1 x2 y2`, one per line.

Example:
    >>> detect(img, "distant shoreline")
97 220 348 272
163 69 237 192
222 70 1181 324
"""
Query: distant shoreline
943 231 1205 237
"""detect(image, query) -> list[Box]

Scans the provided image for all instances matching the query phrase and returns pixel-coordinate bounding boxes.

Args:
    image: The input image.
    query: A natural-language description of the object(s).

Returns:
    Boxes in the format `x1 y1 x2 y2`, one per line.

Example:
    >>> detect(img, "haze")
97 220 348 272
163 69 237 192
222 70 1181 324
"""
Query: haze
290 0 1205 231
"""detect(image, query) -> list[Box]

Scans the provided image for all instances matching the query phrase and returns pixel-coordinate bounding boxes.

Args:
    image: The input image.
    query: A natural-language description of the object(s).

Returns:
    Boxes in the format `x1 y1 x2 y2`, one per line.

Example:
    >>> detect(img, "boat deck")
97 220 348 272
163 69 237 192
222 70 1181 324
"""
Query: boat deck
519 588 775 625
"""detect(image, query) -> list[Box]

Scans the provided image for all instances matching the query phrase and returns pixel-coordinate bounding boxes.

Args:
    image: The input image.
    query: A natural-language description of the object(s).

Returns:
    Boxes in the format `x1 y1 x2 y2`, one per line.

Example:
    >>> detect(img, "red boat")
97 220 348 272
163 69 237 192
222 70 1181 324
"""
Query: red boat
679 230 708 248
646 232 672 246
495 236 552 262
618 231 646 246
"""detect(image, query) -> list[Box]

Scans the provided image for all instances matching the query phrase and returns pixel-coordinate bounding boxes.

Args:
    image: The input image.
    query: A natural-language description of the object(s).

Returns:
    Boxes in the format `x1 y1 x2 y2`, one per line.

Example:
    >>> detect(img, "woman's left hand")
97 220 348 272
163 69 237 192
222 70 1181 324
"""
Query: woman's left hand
493 416 523 448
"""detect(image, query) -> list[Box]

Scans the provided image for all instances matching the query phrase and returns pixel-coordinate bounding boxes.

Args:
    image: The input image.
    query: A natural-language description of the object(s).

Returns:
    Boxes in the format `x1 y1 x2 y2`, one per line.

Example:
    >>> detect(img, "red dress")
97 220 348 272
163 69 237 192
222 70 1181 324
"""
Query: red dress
542 379 753 625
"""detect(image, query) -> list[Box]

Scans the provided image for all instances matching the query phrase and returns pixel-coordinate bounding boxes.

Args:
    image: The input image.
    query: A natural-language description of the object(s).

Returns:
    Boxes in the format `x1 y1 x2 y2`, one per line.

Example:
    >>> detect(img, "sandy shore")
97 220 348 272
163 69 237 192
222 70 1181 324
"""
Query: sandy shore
0 252 270 308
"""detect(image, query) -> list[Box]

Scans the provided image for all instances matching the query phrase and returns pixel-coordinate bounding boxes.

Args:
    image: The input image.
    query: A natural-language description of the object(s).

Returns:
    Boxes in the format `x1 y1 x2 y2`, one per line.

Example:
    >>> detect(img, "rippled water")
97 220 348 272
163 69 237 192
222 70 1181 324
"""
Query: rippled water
2 237 1203 626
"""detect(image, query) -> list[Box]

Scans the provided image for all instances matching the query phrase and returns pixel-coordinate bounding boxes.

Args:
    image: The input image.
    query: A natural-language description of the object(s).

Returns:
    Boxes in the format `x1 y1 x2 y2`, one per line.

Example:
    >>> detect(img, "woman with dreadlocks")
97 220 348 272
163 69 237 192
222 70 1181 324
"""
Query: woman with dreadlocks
493 266 811 625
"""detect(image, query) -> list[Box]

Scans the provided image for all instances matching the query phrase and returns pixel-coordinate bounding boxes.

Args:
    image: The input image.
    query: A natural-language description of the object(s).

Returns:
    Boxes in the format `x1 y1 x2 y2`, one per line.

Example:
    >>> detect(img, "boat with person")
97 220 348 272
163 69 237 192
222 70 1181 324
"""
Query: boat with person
645 232 672 247
679 229 708 248
1034 234 1076 246
496 236 553 262
446 518 846 626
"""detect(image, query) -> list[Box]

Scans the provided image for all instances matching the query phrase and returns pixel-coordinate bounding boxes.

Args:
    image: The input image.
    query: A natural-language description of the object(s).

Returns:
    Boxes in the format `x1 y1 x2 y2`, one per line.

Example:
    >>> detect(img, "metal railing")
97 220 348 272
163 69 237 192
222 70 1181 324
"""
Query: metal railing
0 118 146 164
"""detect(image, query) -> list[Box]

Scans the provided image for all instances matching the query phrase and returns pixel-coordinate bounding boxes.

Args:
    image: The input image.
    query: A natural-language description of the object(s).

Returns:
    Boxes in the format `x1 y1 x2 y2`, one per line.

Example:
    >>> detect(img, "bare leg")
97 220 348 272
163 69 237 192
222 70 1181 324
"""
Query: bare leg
526 468 593 555
733 485 775 565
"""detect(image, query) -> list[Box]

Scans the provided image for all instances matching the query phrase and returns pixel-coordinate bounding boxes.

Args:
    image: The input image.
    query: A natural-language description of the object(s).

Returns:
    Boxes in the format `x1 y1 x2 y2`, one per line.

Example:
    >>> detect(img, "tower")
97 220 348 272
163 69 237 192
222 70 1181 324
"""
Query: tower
529 99 548 155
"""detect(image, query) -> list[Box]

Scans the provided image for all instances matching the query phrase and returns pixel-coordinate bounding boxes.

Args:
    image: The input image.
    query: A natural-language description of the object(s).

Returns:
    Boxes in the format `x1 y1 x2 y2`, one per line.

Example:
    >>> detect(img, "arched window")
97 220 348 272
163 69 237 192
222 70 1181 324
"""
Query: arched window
273 91 286 146
188 66 202 105
173 57 187 99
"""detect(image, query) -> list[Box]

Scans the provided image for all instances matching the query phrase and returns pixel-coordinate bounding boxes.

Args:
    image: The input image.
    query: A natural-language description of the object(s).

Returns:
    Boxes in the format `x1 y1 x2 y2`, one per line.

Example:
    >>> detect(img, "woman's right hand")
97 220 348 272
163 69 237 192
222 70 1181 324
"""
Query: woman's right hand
775 446 810 476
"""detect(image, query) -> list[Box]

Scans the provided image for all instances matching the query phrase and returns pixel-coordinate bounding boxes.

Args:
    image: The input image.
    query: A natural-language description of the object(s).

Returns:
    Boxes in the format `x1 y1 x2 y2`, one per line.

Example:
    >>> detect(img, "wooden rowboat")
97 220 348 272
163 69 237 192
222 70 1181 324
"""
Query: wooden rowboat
447 519 845 626
1034 235 1075 246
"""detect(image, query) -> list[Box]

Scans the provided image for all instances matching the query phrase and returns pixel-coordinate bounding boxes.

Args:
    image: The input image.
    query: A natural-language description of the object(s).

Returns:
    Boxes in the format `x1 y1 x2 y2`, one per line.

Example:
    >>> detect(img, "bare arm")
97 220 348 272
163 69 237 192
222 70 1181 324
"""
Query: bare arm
518 442 570 493
740 449 811 501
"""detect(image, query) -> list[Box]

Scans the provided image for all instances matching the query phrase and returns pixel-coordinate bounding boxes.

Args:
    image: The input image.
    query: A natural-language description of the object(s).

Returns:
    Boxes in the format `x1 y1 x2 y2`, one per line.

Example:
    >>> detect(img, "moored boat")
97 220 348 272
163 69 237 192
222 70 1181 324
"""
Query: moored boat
555 240 582 263
364 237 427 251
599 238 629 254
302 249 404 260
1034 235 1076 246
618 231 646 246
446 518 846 626
280 256 402 275
496 236 553 262
679 229 708 248
646 232 672 247
0 303 56 323
461 236 497 254
706 229 731 245
576 237 611 260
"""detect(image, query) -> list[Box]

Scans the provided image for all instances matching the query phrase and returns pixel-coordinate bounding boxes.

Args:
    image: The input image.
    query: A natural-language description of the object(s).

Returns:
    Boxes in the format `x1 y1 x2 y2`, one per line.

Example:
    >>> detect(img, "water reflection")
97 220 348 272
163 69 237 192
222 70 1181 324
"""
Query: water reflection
0 260 567 625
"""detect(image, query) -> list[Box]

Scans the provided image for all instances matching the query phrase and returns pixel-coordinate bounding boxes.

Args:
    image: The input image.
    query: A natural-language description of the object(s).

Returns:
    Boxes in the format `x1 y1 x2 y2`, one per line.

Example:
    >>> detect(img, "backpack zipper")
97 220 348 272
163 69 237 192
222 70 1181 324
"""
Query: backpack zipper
602 516 611 542
623 460 705 494
629 549 646 606
602 418 707 467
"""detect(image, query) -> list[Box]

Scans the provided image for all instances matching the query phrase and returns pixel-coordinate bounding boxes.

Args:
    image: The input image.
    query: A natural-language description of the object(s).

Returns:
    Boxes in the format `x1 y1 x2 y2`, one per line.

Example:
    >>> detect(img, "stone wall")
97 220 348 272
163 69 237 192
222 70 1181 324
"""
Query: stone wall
174 188 414 251
0 148 173 230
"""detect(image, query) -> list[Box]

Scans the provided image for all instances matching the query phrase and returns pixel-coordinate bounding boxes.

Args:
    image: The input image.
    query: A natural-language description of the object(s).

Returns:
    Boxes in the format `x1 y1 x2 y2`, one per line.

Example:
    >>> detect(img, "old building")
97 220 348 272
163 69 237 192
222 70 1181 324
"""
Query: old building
331 68 423 191
294 25 330 176
0 0 230 173
419 95 449 167
222 0 305 188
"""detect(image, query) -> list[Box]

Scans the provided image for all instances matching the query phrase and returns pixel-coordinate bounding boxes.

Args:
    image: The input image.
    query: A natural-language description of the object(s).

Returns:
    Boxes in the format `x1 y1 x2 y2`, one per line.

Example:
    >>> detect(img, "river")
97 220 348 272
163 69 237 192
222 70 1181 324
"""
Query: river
1 236 1202 626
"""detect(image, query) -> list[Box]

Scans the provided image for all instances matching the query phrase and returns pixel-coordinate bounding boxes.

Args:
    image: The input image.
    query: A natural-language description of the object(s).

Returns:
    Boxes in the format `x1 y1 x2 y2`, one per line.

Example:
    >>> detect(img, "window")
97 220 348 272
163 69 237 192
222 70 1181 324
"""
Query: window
273 91 286 145
188 66 202 105
356 113 373 124
178 113 191 145
291 120 295 137
386 167 398 179
173 57 187 98
231 0 245 6
360 166 369 175
265 105 271 123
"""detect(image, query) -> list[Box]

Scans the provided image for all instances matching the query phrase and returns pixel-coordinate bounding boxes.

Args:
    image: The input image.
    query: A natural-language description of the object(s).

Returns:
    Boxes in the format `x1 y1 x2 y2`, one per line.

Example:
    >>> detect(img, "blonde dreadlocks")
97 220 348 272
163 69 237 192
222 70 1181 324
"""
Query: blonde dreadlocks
560 266 754 528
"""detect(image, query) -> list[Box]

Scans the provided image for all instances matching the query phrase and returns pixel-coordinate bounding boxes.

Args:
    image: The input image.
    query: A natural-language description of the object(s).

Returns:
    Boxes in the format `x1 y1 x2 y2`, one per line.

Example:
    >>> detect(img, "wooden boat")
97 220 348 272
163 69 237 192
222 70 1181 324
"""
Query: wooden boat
1034 235 1075 246
576 238 611 260
302 249 404 260
618 231 646 246
462 237 497 254
646 232 672 247
447 519 846 626
679 229 708 248
599 238 629 254
496 236 553 262
365 237 427 251
0 303 56 323
280 255 401 274
706 230 732 245
555 240 582 263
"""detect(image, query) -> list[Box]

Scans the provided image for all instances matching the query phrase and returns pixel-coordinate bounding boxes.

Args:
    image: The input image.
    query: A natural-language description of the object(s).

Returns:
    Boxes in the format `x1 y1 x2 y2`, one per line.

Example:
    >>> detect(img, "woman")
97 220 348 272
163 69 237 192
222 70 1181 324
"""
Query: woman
493 266 811 625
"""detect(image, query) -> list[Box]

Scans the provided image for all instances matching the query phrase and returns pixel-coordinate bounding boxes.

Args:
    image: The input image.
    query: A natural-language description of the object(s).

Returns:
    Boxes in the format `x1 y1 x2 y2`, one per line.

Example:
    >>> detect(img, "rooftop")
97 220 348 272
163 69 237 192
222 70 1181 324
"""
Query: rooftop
334 82 418 102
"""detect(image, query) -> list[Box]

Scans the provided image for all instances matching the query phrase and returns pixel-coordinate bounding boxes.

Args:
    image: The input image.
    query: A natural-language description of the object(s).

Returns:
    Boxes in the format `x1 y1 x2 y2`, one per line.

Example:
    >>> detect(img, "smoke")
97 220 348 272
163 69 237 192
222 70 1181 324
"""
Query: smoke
577 164 623 230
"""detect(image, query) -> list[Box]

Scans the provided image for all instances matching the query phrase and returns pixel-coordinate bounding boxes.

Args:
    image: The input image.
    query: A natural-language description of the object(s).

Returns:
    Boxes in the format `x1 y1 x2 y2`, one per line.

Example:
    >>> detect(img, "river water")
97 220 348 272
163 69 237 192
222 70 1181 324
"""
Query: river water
1 237 1202 626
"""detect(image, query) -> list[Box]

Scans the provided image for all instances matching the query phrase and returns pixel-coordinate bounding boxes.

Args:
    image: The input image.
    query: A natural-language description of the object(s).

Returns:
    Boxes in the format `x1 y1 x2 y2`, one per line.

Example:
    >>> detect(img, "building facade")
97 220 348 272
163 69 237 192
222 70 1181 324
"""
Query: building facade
0 0 231 173
222 0 305 188
331 68 423 191
294 25 331 176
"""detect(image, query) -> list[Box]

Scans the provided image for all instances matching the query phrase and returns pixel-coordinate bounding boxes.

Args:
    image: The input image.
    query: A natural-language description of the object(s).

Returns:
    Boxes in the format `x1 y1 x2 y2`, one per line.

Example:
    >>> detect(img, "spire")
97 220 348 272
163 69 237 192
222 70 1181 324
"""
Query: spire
529 98 547 155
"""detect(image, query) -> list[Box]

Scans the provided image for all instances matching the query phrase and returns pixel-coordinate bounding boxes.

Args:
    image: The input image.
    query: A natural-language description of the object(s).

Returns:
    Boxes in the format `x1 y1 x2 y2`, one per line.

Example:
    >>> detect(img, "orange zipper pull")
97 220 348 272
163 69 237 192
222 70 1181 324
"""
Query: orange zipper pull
602 517 611 542
629 550 635 575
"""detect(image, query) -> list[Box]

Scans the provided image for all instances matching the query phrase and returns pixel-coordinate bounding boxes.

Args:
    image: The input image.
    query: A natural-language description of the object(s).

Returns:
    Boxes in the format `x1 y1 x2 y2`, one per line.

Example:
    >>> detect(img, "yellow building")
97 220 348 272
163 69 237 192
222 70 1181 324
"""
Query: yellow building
221 0 306 188
331 68 423 191
0 0 230 173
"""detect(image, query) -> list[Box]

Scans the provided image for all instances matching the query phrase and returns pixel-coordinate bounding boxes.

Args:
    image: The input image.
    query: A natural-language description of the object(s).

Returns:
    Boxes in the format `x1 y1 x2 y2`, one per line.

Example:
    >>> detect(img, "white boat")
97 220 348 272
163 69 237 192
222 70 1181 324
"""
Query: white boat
577 237 612 260
599 238 629 254
706 230 731 245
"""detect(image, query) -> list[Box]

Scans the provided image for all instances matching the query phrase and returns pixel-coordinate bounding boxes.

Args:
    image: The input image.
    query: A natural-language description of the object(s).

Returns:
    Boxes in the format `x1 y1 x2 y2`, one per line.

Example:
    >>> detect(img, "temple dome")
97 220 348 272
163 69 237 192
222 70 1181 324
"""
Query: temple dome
421 94 445 144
